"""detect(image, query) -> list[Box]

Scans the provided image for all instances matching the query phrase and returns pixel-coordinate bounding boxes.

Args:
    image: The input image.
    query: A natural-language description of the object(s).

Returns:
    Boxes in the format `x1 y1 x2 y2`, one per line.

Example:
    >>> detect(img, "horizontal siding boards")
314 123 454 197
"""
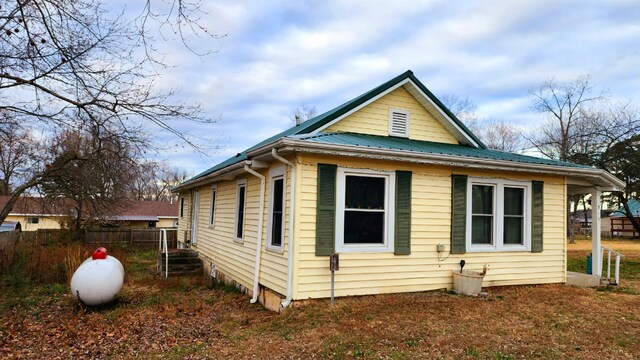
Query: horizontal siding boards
325 87 458 144
189 168 289 295
293 153 566 300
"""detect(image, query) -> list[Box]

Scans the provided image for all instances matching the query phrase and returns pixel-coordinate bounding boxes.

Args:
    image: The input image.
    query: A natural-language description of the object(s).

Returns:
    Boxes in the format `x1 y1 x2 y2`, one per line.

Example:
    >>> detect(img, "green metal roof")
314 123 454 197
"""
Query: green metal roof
183 70 485 185
295 132 591 169
610 199 640 217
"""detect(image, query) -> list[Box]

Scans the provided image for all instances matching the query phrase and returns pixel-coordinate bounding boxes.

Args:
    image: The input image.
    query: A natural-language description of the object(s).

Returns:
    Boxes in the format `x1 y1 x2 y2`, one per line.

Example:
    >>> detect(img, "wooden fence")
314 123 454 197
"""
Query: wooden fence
8 228 177 249
0 232 17 271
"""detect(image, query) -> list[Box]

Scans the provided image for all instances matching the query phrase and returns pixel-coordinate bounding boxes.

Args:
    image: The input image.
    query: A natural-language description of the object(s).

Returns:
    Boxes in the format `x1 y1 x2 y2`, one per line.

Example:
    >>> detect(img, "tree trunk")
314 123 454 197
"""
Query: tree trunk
581 195 590 236
619 194 640 237
568 195 579 244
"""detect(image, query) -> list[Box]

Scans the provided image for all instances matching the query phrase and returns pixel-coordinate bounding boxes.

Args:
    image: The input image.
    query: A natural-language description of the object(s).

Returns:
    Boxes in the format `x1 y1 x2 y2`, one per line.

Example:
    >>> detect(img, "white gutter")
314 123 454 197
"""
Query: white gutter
273 138 625 189
271 148 295 308
174 160 252 192
244 165 265 304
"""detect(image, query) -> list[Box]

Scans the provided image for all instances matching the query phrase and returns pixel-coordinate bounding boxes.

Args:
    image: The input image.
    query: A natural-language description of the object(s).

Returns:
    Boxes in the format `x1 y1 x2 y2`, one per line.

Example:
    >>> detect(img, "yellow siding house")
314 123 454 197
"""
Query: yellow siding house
174 71 624 311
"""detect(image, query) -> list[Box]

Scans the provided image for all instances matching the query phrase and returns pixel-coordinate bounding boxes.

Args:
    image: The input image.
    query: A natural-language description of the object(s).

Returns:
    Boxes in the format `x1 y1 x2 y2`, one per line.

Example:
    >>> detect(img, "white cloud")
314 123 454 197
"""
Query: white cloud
137 0 640 173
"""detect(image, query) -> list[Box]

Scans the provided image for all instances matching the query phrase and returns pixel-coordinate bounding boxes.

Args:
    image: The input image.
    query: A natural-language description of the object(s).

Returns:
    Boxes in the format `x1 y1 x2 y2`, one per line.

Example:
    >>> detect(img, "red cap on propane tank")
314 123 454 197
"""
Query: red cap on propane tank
92 247 108 260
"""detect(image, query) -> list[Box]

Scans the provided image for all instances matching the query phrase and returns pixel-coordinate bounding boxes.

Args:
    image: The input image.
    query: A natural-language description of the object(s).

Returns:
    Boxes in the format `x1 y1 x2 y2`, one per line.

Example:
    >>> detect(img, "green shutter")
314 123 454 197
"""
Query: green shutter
394 171 412 255
531 181 544 253
451 175 468 254
315 164 337 256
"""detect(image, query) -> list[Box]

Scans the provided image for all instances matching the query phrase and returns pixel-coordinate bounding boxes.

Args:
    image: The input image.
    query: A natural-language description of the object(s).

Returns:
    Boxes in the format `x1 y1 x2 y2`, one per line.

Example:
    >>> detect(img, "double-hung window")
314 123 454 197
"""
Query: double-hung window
466 178 530 251
267 168 285 252
335 168 395 252
209 184 217 227
235 179 246 242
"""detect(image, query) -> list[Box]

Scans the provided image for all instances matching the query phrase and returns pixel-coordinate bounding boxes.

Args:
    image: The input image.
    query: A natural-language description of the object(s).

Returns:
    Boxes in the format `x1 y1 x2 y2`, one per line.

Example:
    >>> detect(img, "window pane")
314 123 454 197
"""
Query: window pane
237 186 245 238
344 211 384 244
504 217 523 244
472 185 493 214
272 213 283 246
210 190 216 225
273 179 284 212
271 179 284 247
345 176 385 210
472 215 492 244
504 187 524 216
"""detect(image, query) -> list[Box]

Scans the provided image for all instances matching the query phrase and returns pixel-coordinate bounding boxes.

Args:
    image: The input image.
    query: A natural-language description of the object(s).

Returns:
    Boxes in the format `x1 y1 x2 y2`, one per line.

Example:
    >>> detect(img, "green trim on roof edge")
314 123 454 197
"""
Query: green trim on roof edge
295 132 590 169
181 70 487 185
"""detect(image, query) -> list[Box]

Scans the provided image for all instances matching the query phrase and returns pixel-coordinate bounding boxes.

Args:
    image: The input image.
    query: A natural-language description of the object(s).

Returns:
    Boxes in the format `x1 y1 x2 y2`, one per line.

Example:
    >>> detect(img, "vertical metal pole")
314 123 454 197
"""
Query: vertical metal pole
615 255 621 285
330 270 335 305
590 190 602 277
607 250 612 280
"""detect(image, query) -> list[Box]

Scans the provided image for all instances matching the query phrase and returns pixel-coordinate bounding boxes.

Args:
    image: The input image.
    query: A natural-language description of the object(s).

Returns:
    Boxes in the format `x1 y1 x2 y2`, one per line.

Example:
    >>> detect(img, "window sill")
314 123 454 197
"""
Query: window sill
208 225 216 230
233 238 244 244
466 245 530 252
265 244 285 254
336 245 394 253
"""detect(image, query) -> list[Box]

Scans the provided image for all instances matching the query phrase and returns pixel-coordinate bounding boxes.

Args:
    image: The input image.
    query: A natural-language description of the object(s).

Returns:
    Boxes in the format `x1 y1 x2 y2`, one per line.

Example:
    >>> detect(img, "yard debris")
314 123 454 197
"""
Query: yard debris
1 239 640 358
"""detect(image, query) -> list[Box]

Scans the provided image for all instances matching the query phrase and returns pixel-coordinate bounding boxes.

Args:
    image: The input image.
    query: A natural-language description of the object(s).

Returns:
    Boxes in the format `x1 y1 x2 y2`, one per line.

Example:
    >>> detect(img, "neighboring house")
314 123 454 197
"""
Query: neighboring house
0 196 178 230
103 201 179 228
601 199 640 238
174 70 623 310
0 196 71 231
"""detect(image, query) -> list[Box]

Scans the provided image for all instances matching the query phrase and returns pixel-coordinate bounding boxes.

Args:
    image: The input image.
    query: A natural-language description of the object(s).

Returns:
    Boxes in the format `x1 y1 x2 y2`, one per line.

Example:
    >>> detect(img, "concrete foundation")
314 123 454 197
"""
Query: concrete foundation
566 271 601 287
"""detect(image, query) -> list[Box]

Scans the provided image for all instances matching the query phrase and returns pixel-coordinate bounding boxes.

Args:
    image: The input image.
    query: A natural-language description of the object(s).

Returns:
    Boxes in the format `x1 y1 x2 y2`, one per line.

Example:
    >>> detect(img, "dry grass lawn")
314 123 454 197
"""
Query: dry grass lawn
1 239 640 359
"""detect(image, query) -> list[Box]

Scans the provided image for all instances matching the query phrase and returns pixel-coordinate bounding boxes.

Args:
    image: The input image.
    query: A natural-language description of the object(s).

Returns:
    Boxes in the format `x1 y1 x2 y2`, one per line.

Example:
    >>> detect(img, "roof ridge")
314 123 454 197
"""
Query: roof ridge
177 70 486 187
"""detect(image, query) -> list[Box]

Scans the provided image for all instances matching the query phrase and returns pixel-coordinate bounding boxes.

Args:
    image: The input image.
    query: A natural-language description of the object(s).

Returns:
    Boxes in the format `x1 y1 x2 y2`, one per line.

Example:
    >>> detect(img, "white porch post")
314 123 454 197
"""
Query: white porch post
590 189 602 277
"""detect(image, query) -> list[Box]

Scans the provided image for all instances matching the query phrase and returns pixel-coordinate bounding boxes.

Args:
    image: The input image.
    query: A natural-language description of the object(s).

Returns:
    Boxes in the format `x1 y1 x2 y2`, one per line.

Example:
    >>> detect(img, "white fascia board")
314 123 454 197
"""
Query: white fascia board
310 80 409 134
277 138 625 189
404 80 480 148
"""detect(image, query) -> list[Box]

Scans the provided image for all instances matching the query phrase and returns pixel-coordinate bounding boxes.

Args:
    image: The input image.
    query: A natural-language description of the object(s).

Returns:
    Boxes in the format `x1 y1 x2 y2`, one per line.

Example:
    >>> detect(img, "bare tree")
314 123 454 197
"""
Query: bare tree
0 0 220 223
290 104 317 126
440 94 478 125
480 119 523 152
132 161 188 202
0 119 40 195
40 126 142 232
527 75 603 162
440 95 522 151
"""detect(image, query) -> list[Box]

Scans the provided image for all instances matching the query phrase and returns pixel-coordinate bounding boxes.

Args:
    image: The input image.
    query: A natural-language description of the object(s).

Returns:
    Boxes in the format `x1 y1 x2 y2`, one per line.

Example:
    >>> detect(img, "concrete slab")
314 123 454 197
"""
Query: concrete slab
566 271 601 287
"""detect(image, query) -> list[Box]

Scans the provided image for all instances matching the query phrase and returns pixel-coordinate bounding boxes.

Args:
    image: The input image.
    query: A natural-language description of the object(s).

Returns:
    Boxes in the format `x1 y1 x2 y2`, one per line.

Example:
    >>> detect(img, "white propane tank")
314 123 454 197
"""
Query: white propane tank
70 247 124 306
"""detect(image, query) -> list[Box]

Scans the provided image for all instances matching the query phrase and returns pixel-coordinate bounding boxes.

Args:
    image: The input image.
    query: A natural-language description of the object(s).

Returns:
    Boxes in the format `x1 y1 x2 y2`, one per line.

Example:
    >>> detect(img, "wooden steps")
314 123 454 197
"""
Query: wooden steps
157 249 203 276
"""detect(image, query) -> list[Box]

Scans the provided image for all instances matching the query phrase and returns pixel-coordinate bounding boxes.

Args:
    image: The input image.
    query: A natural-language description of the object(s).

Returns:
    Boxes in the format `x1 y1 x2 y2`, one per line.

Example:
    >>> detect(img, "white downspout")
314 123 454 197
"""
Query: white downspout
272 148 295 308
244 165 265 304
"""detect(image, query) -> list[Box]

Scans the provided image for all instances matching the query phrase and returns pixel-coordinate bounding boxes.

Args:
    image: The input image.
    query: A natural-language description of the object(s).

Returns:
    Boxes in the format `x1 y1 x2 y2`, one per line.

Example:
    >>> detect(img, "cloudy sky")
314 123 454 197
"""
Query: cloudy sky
147 0 640 175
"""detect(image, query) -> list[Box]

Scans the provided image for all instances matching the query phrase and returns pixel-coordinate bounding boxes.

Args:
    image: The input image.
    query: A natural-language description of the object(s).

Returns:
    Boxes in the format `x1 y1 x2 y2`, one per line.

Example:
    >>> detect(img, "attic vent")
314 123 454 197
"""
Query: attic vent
389 109 410 137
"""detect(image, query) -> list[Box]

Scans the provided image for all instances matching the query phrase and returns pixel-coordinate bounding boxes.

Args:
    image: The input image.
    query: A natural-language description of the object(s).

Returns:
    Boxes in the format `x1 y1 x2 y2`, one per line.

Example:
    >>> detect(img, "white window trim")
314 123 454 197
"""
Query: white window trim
388 108 410 138
335 167 395 253
209 184 217 228
191 190 199 245
234 178 247 243
465 178 531 252
266 166 286 254
180 197 185 218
